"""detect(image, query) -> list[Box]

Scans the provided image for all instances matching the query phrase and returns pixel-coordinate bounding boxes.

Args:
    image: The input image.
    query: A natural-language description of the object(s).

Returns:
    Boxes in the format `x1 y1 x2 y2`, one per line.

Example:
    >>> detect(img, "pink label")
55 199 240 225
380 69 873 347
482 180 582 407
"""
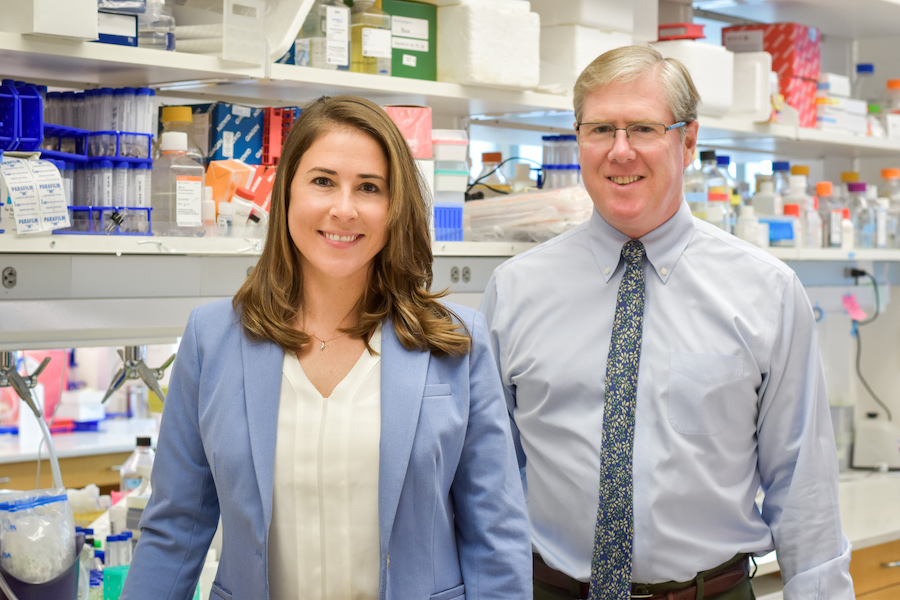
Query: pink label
842 294 867 321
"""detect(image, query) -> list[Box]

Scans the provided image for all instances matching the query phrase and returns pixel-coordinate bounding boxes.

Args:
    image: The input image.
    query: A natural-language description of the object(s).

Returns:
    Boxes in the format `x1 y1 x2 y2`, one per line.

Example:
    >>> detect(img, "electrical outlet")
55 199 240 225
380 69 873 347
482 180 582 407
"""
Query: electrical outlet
2 267 15 289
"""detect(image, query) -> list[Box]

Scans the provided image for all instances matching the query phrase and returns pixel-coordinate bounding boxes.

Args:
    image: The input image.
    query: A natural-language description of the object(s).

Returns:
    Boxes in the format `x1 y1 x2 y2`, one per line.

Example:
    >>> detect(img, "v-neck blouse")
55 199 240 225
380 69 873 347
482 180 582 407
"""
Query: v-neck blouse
267 324 382 600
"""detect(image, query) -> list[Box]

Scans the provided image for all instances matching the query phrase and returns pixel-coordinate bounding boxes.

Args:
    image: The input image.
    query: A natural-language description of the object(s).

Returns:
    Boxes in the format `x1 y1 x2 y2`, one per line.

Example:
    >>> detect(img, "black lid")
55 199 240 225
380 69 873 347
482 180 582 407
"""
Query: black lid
699 150 717 161
136 436 152 446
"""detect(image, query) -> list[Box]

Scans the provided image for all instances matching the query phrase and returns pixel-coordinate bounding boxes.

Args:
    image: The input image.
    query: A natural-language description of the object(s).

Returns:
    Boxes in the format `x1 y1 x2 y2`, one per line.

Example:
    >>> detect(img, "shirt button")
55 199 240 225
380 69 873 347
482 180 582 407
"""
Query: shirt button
661 267 668 276
604 267 610 275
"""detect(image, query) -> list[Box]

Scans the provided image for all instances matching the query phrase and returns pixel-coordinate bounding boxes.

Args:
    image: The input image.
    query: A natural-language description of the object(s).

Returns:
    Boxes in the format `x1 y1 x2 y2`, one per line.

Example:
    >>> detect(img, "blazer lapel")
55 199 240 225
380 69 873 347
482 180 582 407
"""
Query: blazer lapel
378 318 430 548
240 332 285 528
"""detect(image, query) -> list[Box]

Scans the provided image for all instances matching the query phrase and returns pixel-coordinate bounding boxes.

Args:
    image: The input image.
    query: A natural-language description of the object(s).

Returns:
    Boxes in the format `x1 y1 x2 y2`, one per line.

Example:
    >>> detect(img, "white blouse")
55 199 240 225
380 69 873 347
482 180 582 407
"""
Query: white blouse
267 324 382 600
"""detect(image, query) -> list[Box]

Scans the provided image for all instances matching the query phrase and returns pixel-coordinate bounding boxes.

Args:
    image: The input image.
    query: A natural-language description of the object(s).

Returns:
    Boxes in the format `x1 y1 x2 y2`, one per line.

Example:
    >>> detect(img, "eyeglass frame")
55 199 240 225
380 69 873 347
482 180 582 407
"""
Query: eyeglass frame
574 121 689 142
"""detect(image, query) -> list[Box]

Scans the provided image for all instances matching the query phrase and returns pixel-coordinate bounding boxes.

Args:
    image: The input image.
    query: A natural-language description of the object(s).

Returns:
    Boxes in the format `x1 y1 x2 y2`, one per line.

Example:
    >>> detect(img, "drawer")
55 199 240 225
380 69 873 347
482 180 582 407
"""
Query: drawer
851 539 900 596
2 451 132 491
859 583 900 599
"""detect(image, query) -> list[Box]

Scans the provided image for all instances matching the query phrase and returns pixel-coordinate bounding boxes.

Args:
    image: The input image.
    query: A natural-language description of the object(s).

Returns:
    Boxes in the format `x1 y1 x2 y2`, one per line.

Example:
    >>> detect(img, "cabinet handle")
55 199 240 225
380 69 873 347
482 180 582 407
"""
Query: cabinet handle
109 465 123 471
882 561 900 568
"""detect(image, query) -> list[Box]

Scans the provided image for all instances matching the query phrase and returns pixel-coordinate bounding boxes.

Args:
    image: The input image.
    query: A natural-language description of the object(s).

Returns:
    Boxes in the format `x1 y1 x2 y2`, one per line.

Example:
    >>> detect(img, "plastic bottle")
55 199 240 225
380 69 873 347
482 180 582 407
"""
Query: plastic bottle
683 150 706 219
751 179 782 216
705 191 731 232
151 131 205 236
716 155 741 199
511 163 536 193
867 103 887 138
138 0 176 51
230 188 256 237
350 0 392 76
881 168 900 248
772 161 791 195
875 197 889 249
782 203 802 247
203 186 217 237
816 181 843 248
804 196 823 248
853 64 880 106
120 436 155 493
847 182 874 248
735 205 761 246
888 79 900 115
295 0 351 70
153 106 204 162
841 208 854 251
836 171 860 206
470 152 511 199
790 164 815 197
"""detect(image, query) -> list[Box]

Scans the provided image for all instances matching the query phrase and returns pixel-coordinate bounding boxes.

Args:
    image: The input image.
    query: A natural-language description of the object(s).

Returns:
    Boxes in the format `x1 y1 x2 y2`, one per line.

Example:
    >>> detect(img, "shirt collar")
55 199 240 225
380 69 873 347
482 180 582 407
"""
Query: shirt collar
588 199 695 284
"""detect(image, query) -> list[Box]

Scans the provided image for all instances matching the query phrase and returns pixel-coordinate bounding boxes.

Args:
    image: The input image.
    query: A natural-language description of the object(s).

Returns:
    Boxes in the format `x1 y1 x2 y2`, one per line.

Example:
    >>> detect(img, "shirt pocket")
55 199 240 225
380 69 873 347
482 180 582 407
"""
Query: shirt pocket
423 383 452 398
210 581 233 599
668 352 743 436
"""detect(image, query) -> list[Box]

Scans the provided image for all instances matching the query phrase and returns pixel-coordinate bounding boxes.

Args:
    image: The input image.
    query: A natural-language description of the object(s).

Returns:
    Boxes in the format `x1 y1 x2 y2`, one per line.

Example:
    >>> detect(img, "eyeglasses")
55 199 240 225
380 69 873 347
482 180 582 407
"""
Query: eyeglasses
576 121 688 147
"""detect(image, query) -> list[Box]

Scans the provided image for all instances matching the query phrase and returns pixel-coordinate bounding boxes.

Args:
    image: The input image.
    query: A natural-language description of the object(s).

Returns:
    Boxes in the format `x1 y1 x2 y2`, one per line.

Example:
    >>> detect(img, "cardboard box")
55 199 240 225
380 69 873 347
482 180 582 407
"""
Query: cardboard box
0 0 99 40
722 23 820 82
94 10 137 47
191 103 265 165
383 0 437 81
781 75 818 128
384 105 432 159
204 160 256 206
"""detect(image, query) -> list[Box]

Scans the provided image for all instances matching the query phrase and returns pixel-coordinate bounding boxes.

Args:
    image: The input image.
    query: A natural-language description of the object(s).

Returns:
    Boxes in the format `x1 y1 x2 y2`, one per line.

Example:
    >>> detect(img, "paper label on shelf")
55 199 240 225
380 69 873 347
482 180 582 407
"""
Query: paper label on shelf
402 53 417 67
362 28 392 59
393 37 428 53
222 131 235 158
175 175 203 227
28 161 71 231
392 16 428 40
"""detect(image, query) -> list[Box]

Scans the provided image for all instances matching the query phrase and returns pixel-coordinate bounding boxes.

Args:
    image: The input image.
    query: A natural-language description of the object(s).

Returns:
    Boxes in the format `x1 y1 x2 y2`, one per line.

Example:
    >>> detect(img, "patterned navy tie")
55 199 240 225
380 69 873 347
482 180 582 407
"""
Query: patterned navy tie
589 240 646 600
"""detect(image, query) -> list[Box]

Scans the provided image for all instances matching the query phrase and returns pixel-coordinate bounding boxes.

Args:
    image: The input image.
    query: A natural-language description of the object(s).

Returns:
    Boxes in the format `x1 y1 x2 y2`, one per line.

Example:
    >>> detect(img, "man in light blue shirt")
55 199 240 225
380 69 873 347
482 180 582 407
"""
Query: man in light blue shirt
481 45 854 599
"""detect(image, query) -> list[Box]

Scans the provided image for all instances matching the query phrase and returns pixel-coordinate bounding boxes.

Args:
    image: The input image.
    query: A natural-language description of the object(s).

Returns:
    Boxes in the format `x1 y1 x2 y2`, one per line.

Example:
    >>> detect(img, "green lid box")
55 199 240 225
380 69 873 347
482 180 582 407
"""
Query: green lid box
382 0 437 81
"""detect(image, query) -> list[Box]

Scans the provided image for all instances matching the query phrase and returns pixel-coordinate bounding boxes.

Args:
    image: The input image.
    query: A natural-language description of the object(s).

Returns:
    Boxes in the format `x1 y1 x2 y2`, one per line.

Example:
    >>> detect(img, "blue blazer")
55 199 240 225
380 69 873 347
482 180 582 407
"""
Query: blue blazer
121 299 532 600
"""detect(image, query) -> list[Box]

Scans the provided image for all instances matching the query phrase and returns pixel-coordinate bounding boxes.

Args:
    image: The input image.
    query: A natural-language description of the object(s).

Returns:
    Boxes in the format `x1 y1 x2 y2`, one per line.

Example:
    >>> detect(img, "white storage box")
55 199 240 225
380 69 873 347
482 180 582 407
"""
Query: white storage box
434 161 469 193
528 0 633 33
434 190 465 206
0 0 98 40
726 51 772 123
653 40 734 117
431 129 469 162
540 25 632 92
437 0 540 89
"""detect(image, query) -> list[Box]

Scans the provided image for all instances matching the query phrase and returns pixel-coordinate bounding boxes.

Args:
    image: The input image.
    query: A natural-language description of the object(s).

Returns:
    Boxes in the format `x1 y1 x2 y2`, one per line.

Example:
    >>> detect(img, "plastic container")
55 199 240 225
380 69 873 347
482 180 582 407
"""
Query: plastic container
138 0 176 51
119 436 155 493
816 181 843 248
0 536 84 600
469 152 511 199
434 161 469 193
772 161 791 195
653 40 734 117
853 63 880 106
888 79 900 114
881 168 900 248
431 129 468 162
434 205 463 241
151 131 205 237
13 81 43 152
153 106 204 162
0 80 20 151
735 205 761 246
751 180 782 217
705 191 732 232
847 182 873 248
350 0 392 76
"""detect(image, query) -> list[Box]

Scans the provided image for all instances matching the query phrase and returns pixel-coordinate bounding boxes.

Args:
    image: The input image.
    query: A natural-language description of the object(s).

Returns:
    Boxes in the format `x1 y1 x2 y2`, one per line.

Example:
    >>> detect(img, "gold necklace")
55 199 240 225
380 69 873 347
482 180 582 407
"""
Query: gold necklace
308 330 350 351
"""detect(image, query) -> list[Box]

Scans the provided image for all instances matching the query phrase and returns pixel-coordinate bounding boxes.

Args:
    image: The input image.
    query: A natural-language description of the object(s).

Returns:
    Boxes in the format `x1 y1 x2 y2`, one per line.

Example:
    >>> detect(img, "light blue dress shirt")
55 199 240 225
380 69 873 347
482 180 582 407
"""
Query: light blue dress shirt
481 201 855 598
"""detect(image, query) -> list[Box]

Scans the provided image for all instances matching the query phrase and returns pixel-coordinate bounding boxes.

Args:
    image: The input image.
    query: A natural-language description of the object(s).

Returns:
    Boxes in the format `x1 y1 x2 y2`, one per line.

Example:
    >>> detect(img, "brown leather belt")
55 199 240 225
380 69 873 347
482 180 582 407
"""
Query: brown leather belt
532 553 750 600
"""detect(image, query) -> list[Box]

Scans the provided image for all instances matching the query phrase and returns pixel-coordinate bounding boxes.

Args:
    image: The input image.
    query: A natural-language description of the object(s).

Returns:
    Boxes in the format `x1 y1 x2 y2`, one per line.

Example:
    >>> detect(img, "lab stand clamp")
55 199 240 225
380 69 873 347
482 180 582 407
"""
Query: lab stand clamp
0 351 50 421
102 346 175 406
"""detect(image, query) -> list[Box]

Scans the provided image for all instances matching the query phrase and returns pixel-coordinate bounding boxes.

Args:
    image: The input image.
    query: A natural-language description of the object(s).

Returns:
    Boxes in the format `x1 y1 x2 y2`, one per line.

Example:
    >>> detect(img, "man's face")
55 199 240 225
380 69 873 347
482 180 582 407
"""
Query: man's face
576 72 698 239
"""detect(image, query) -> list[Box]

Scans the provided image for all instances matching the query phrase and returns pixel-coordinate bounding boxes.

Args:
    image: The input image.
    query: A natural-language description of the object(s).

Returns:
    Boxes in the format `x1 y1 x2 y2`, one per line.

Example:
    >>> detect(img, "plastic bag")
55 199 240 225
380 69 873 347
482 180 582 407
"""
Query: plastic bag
0 489 76 584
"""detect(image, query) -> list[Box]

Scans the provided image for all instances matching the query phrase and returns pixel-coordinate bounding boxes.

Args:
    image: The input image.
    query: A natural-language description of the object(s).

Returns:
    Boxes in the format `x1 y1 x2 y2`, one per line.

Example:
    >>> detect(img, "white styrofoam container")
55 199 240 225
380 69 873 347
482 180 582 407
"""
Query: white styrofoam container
432 129 469 162
437 2 540 89
653 40 734 118
540 25 632 91
0 0 98 40
726 51 772 123
528 0 633 33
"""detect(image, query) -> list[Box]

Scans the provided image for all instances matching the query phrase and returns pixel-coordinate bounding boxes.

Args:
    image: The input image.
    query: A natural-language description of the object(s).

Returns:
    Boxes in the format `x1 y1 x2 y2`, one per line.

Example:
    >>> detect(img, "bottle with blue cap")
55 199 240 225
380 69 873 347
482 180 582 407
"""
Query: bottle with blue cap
771 160 791 196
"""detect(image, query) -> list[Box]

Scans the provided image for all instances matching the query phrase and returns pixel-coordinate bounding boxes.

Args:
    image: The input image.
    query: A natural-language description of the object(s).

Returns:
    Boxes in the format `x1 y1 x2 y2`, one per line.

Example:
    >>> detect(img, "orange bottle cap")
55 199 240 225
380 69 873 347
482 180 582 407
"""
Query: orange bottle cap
816 181 833 196
881 168 900 179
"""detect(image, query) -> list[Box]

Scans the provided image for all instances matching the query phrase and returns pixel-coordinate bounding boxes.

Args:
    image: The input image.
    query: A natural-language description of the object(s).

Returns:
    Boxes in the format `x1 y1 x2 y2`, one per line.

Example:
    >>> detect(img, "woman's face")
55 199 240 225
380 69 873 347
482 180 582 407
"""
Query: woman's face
288 126 390 287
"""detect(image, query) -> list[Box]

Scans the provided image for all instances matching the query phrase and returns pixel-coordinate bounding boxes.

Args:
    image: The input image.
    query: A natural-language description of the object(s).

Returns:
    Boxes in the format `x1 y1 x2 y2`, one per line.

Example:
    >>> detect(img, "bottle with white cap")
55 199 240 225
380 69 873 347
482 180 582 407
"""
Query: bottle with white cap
151 131 205 237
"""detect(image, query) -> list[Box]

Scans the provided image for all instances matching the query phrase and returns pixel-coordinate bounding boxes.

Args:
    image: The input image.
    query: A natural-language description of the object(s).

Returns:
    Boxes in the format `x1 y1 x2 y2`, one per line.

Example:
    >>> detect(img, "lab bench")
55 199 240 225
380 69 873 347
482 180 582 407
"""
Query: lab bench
0 418 156 492
753 471 900 599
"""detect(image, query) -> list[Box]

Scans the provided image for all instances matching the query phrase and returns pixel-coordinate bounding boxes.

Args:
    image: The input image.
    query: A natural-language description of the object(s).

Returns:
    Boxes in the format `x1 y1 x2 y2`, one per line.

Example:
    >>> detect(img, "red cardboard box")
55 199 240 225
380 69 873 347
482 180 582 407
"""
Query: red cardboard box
384 105 433 159
722 23 820 82
781 75 818 128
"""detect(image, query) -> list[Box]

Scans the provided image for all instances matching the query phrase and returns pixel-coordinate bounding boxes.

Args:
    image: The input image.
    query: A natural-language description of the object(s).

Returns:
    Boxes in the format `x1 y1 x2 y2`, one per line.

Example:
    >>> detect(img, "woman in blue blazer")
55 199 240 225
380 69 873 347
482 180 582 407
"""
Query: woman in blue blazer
121 95 532 600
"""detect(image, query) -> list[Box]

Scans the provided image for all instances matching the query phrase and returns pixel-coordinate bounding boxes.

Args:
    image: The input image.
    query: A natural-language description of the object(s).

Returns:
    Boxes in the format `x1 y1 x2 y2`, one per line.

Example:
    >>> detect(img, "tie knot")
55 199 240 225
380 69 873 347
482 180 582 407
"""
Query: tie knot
621 240 645 265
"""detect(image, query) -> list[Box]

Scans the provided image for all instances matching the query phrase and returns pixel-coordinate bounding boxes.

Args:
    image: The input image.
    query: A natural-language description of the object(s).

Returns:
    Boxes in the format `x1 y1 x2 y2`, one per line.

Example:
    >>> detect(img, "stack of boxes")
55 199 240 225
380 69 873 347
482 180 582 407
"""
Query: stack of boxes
431 129 468 241
815 73 868 136
529 0 633 92
723 23 821 128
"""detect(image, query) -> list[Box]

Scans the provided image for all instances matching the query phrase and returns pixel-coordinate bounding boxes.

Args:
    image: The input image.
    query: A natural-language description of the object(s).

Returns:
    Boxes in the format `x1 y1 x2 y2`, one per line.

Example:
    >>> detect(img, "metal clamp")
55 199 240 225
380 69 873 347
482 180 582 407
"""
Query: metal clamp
102 345 176 406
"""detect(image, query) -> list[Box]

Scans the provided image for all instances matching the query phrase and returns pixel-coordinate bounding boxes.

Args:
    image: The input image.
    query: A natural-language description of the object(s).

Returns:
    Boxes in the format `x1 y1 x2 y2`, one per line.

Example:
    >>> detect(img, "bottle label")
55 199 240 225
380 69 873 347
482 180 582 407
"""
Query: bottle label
362 27 392 59
829 209 843 246
877 209 887 248
175 175 203 227
325 6 349 66
294 38 311 67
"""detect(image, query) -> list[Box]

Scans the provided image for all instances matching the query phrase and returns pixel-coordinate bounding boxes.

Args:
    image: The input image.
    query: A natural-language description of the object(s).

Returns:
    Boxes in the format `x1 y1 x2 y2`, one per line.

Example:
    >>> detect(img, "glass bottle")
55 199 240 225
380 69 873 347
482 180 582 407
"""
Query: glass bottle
771 161 791 195
816 181 843 248
847 182 874 248
296 0 351 70
151 131 205 236
470 152 511 199
152 106 204 162
880 168 900 248
119 436 155 493
683 150 706 220
350 0 392 76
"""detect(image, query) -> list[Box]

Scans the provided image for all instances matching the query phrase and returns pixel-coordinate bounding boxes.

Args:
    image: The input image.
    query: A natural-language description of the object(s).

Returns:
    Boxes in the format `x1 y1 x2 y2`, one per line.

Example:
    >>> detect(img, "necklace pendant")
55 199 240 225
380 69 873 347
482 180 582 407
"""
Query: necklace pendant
320 341 326 351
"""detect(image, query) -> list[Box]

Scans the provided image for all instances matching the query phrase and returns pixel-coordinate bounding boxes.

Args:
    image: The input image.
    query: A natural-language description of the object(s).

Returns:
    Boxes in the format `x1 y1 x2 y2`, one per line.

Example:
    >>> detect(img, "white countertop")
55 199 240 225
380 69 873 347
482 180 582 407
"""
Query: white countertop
0 418 157 464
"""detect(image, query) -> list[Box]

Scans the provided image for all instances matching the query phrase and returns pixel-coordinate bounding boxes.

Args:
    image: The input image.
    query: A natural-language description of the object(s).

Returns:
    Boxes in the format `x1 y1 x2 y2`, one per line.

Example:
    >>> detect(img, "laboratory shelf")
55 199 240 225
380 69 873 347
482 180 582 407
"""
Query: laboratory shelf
0 233 264 256
767 247 900 262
